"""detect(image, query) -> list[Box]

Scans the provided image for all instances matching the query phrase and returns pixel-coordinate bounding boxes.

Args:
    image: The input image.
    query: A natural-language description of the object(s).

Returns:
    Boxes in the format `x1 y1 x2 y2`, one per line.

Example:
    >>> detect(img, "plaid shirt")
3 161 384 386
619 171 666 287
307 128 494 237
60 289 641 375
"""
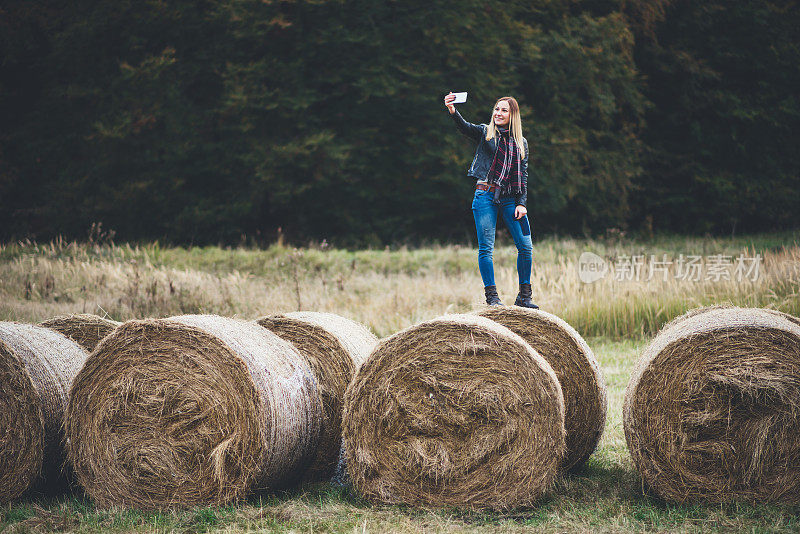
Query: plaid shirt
486 128 523 197
450 110 528 207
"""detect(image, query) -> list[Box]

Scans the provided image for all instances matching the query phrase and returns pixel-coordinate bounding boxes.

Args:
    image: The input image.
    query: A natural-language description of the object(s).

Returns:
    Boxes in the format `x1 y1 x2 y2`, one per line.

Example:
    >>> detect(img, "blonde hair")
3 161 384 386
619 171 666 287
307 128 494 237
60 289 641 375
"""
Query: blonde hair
486 97 526 159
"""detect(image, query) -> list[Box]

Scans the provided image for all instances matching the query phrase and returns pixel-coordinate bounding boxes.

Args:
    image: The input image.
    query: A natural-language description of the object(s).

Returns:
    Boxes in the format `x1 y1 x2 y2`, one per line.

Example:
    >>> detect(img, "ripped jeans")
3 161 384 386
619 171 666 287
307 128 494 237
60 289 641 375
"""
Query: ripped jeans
471 189 533 287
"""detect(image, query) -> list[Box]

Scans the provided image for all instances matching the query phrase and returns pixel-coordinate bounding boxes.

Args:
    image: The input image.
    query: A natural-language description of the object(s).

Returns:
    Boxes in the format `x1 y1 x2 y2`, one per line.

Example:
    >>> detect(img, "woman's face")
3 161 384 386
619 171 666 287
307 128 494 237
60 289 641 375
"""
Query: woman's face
493 101 511 127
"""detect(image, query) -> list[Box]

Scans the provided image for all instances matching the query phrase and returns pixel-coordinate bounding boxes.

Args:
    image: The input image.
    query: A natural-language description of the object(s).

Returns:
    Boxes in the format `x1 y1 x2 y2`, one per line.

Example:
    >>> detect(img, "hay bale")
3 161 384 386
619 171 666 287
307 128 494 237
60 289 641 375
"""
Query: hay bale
661 305 734 331
476 306 606 472
66 314 322 510
765 309 800 328
663 305 800 332
0 322 88 503
624 307 800 503
41 313 122 352
256 312 377 480
342 314 565 510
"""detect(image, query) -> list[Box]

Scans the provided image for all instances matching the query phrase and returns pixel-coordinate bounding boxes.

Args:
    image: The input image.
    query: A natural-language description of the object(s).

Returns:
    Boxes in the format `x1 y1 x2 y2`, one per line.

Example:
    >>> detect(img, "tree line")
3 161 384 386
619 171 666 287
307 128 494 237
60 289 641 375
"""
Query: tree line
1 0 798 246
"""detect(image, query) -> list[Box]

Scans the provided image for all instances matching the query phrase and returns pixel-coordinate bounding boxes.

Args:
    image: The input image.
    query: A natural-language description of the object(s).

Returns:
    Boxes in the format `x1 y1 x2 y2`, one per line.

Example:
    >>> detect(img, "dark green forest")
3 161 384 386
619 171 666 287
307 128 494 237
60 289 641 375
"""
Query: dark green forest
1 0 798 246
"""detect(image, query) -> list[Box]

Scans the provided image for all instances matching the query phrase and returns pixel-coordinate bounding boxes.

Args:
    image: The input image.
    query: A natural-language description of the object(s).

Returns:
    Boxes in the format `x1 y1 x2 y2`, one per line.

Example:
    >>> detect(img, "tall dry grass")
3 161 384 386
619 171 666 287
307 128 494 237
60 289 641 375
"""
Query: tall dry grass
1 234 798 338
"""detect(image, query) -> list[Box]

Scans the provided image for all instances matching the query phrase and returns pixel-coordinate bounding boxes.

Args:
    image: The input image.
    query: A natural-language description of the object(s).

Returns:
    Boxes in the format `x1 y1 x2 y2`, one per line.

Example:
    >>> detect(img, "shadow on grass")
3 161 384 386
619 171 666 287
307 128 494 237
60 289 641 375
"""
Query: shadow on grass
3 470 799 533
0 493 246 533
413 461 800 531
551 461 800 531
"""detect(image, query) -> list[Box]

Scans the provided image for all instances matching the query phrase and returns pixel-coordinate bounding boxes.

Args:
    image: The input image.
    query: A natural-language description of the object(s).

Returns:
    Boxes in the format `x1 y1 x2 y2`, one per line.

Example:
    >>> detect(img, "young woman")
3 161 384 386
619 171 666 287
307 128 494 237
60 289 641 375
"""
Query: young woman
444 93 538 308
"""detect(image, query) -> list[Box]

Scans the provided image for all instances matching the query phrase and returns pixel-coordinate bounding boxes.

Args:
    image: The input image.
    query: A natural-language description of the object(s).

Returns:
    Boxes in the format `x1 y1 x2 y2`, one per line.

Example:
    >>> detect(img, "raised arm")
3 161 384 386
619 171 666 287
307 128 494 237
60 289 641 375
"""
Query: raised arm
444 92 483 141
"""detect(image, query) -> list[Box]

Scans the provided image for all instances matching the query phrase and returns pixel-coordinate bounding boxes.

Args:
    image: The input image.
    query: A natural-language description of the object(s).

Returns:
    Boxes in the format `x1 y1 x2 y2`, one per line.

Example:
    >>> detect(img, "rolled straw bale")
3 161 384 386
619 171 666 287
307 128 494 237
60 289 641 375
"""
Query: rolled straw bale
343 314 565 510
256 312 377 480
66 314 322 510
0 322 87 503
766 309 800 328
41 313 122 352
624 307 800 503
476 306 607 472
663 305 800 333
662 305 732 329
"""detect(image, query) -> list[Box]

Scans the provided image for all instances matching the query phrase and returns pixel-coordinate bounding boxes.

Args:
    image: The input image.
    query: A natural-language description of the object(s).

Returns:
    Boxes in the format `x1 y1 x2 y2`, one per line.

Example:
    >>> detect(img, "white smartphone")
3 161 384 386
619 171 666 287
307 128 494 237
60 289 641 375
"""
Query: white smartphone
452 92 468 104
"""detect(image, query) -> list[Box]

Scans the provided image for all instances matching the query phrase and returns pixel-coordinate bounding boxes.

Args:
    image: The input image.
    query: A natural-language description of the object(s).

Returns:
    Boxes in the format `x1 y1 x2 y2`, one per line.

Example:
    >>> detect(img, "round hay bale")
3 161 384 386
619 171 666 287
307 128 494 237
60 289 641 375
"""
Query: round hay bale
766 309 800 328
624 307 800 503
66 314 322 510
662 305 733 329
41 313 122 352
662 305 800 333
0 322 88 503
475 306 607 472
343 314 565 510
256 312 377 481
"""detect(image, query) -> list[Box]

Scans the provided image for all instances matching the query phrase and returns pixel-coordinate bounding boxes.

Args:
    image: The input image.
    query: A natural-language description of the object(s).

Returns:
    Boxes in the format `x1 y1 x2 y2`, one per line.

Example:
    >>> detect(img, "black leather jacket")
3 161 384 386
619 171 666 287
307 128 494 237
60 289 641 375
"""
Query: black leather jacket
451 110 528 207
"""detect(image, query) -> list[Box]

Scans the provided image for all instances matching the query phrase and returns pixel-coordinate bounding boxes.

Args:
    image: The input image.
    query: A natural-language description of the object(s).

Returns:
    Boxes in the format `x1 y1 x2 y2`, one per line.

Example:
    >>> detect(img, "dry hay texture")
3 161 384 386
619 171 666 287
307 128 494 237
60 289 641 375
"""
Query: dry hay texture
256 312 377 481
343 314 566 511
624 307 800 504
476 306 607 472
40 313 122 352
66 314 322 510
663 305 800 332
0 322 88 503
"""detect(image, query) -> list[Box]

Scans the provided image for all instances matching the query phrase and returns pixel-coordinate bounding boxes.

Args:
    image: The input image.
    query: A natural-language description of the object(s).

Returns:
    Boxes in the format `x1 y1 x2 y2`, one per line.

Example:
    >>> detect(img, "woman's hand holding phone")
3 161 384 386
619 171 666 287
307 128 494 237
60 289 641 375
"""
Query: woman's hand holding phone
444 92 456 114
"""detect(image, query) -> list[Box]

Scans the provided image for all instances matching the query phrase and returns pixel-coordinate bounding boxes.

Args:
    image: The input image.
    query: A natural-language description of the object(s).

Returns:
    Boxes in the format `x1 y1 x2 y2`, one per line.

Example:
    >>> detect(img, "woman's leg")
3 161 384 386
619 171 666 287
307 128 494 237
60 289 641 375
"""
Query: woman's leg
499 198 533 284
472 190 499 287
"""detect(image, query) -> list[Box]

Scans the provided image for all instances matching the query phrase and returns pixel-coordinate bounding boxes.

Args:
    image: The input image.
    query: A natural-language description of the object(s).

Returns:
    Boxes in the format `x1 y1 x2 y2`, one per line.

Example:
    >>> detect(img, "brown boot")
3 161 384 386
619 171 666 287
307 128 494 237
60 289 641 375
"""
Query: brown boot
484 285 503 306
514 283 539 309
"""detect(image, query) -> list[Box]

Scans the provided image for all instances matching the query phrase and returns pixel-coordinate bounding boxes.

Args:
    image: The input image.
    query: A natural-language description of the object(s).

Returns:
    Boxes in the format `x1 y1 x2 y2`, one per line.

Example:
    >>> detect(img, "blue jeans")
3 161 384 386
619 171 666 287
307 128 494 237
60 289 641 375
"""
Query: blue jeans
472 189 533 287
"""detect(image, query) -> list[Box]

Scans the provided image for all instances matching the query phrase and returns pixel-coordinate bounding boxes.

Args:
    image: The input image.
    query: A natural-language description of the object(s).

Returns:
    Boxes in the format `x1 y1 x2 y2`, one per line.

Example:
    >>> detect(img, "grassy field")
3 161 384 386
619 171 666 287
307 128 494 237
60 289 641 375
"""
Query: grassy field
2 231 799 338
1 233 799 532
